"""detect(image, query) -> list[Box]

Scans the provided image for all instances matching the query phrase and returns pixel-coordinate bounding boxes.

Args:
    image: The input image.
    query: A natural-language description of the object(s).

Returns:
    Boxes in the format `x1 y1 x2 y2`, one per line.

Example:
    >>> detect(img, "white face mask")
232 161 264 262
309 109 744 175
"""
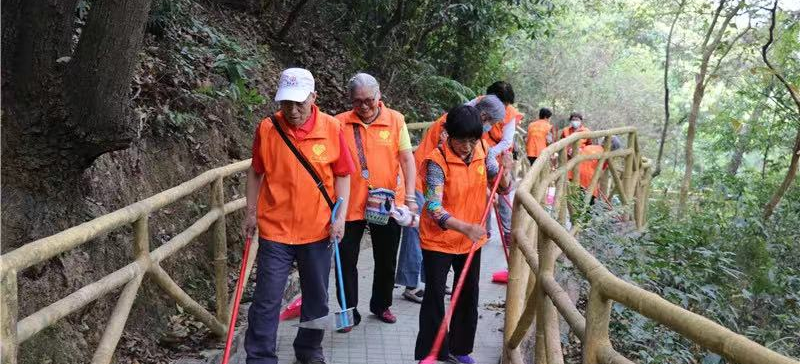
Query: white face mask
571 120 582 129
483 123 492 132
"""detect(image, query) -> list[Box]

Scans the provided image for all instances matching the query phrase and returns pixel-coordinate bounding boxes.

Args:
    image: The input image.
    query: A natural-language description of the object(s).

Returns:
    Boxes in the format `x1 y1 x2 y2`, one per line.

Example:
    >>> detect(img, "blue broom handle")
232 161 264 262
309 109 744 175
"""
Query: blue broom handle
330 198 349 327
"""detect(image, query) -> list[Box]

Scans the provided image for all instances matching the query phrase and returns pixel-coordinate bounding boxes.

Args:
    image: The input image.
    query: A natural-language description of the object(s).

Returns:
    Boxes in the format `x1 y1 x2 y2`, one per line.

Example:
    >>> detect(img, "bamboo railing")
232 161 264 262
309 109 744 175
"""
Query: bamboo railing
2 121 797 364
502 127 799 364
0 160 253 364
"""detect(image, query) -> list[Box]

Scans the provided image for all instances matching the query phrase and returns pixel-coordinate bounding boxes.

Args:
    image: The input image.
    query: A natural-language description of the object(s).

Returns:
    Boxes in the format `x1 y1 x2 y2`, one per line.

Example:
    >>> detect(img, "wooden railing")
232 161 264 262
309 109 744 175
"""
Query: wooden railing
0 161 252 364
502 127 799 364
2 121 796 364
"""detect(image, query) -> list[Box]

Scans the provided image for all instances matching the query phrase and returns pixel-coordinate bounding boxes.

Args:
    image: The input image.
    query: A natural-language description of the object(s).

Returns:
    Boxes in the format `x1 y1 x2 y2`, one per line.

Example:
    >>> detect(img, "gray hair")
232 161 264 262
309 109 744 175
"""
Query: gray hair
474 94 505 123
348 72 380 96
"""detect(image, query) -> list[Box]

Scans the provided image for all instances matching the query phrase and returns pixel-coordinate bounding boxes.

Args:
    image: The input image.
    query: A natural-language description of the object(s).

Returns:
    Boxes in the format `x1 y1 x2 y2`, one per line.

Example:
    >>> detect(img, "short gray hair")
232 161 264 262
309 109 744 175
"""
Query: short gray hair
348 72 380 96
474 94 505 123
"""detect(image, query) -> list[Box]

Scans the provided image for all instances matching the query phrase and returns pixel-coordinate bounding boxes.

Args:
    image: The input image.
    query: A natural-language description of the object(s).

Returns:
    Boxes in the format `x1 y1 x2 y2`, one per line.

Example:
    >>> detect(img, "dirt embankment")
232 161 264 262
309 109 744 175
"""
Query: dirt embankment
4 1 378 362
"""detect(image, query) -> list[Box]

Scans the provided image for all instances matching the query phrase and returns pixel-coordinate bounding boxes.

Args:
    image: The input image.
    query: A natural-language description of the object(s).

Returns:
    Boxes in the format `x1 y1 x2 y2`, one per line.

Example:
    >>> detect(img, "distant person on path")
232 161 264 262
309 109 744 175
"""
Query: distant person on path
577 136 622 205
559 112 592 154
334 73 417 330
414 105 513 364
242 68 354 364
526 108 555 165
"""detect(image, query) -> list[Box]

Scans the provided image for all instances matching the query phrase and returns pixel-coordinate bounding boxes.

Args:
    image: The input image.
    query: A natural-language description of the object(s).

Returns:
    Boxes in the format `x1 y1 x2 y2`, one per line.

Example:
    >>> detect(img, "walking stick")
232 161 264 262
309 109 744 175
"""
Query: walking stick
421 165 505 364
221 235 254 364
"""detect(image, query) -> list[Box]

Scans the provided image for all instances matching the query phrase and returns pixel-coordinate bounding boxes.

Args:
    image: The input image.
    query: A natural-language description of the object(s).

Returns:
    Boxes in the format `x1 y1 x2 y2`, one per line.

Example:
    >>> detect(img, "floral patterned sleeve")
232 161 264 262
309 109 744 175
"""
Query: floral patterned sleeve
424 160 451 229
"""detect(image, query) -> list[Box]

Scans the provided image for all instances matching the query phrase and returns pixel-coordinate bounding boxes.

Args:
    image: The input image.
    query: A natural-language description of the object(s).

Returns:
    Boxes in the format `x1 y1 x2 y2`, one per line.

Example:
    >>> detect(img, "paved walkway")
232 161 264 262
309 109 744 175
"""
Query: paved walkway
228 213 509 364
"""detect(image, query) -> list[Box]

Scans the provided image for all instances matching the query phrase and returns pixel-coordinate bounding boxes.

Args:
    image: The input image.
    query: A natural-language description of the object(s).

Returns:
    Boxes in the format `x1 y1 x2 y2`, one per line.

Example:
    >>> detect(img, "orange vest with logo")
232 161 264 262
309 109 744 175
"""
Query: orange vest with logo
337 105 406 221
253 110 342 244
419 141 489 254
578 145 605 196
526 119 553 157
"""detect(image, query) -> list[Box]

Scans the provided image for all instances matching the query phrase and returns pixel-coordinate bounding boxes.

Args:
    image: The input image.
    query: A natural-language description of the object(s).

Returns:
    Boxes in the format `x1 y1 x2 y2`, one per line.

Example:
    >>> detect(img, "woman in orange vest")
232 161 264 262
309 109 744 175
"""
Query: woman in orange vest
526 107 555 165
334 73 417 330
560 112 592 154
414 105 513 364
242 68 355 364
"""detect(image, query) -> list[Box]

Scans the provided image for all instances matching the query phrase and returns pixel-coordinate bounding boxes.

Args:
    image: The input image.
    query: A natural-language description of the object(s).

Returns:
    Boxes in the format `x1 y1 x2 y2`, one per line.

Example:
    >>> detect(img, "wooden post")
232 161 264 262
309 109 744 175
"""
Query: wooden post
583 287 613 364
91 215 150 364
623 132 636 200
0 268 18 364
211 177 229 323
504 196 532 364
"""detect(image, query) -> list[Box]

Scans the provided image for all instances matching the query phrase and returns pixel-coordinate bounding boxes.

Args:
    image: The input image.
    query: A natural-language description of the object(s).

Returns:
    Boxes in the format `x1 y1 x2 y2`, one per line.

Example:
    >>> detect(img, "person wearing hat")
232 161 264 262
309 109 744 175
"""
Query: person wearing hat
242 68 355 364
333 73 417 330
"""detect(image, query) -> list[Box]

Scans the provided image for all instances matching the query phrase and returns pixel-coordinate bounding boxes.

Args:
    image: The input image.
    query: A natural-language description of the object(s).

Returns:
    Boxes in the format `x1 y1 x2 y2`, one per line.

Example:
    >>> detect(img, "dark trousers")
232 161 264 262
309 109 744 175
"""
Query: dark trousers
244 238 331 364
415 248 482 360
336 218 401 322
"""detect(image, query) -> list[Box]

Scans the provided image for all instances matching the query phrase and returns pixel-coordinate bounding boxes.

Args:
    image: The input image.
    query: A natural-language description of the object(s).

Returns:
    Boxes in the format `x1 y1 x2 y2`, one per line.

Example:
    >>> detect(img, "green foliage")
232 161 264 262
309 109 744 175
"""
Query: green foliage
576 179 800 362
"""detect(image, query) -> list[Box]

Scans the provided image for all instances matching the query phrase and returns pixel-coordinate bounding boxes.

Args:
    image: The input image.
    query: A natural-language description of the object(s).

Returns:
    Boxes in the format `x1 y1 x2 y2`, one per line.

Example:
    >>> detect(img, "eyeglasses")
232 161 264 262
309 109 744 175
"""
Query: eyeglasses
450 138 479 147
352 98 376 107
351 91 379 108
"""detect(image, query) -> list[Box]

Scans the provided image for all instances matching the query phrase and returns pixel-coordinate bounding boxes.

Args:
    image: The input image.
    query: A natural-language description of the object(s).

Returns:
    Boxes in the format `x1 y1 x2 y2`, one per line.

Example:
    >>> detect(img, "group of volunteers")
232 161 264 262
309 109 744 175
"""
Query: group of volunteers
240 67 606 364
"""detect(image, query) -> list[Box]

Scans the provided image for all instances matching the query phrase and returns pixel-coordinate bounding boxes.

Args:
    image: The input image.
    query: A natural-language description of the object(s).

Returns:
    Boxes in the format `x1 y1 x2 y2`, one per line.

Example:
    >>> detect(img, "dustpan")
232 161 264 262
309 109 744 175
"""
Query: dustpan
295 197 355 331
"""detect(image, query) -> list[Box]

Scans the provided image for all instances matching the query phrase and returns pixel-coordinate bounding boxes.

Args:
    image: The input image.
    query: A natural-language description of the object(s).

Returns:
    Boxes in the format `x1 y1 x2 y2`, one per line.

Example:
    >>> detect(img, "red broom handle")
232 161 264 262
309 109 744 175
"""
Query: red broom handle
221 236 253 364
423 165 505 362
493 202 510 264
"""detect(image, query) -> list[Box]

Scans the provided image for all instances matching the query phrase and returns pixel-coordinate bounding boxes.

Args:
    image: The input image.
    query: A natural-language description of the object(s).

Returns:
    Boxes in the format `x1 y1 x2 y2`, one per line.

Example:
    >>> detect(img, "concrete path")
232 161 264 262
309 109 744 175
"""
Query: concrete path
226 213 509 364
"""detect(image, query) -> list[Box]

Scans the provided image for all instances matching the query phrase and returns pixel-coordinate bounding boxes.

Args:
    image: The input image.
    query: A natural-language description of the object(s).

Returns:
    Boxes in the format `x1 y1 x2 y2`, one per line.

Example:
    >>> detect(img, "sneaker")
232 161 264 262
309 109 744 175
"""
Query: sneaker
403 288 424 303
454 354 476 364
442 354 460 364
336 326 352 333
375 308 397 323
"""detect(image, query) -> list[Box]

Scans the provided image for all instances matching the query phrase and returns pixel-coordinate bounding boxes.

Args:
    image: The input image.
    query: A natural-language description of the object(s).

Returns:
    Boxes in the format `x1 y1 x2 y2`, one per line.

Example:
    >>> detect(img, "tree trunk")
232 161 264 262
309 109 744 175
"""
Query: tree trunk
762 0 800 219
276 0 311 40
2 0 152 190
727 98 768 176
678 0 743 211
763 127 800 219
653 0 685 178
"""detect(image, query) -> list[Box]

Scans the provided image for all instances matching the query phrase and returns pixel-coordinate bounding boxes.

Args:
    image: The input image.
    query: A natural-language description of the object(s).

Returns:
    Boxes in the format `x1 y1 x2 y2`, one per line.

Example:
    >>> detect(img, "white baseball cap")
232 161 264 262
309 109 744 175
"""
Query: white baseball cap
274 68 315 102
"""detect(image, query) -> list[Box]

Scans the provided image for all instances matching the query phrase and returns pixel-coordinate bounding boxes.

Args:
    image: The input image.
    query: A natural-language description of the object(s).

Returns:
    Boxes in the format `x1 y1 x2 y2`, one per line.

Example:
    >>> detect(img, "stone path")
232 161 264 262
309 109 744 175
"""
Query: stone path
223 212 509 364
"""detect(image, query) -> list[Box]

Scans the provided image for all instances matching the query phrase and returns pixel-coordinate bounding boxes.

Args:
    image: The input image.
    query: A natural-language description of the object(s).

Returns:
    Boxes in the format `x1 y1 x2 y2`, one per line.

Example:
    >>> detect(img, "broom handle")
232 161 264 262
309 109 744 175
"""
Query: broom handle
424 164 505 361
493 202 510 264
221 236 253 364
330 198 349 327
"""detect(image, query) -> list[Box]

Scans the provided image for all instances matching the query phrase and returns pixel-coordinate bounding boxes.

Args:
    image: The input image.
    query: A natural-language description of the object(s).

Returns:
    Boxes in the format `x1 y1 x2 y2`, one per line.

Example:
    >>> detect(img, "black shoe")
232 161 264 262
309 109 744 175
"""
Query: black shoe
298 359 326 364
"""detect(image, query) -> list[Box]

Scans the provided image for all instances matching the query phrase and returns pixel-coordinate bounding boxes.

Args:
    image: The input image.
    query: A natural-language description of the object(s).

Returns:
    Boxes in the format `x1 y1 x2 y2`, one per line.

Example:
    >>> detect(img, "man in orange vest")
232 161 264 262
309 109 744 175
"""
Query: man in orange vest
242 68 355 364
526 108 555 165
559 112 592 153
414 105 513 364
334 73 417 330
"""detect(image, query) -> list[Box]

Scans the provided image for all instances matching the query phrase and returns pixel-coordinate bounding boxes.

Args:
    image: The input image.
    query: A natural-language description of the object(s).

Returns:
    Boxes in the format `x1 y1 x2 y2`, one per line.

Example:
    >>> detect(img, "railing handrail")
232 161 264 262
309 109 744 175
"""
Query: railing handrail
0 159 252 364
504 127 799 364
0 160 251 274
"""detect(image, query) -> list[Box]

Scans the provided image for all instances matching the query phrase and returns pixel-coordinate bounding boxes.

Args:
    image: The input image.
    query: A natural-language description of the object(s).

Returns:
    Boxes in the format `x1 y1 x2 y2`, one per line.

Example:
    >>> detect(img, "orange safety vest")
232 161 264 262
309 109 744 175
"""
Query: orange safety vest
578 145 605 197
526 119 553 157
485 104 522 149
337 104 406 221
419 141 489 254
560 125 592 148
413 114 448 191
253 110 343 244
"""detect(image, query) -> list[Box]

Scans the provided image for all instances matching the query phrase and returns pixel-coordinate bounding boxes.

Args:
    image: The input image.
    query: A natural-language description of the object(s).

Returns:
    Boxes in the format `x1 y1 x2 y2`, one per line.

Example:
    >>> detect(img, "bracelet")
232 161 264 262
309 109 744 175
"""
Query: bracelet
405 197 417 202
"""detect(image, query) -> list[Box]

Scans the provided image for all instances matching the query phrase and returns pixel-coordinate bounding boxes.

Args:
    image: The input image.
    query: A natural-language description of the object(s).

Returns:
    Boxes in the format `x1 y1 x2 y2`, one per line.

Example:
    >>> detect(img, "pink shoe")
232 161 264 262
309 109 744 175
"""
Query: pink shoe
375 308 397 323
